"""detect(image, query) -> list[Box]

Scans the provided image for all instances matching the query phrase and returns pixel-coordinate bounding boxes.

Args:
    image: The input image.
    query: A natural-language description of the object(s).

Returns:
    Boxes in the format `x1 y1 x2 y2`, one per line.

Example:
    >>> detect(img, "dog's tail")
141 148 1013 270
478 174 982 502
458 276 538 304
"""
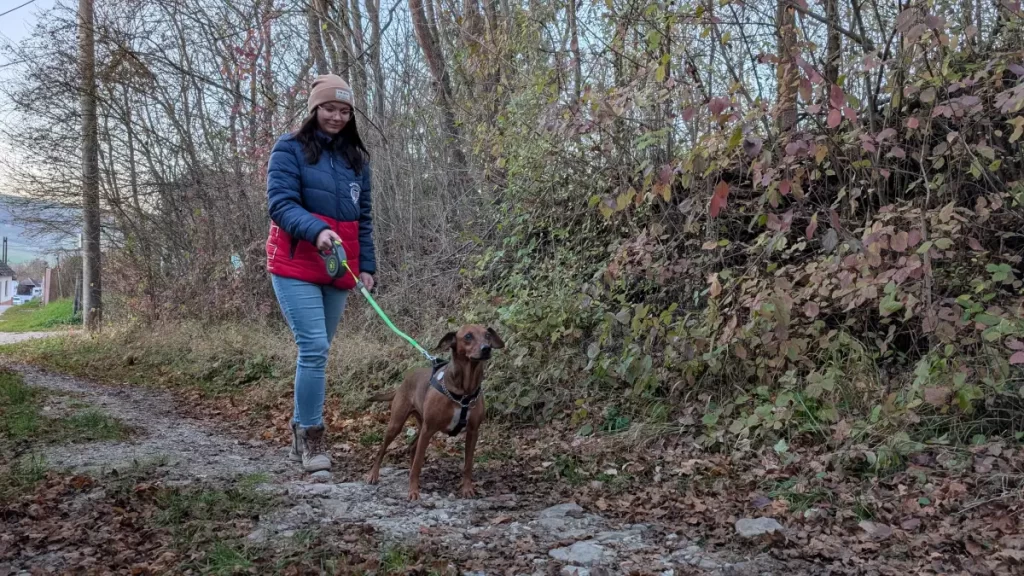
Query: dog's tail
369 390 396 403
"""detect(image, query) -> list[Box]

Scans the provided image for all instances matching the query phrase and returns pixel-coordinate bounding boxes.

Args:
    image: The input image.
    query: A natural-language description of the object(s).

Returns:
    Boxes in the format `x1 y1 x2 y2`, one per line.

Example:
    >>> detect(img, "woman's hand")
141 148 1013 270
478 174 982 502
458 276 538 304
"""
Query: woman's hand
316 228 342 252
359 272 375 292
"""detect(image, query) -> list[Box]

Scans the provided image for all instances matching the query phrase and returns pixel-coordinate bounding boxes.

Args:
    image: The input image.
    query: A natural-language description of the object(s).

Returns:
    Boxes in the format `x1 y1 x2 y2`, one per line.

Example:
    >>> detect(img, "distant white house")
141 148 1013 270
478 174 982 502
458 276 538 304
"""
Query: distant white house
0 261 14 306
13 278 41 305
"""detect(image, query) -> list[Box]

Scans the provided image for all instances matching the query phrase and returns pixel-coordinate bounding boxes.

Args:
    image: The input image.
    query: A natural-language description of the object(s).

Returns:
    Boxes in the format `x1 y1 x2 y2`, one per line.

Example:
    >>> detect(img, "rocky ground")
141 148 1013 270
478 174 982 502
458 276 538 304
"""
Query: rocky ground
3 332 1022 575
0 357 784 575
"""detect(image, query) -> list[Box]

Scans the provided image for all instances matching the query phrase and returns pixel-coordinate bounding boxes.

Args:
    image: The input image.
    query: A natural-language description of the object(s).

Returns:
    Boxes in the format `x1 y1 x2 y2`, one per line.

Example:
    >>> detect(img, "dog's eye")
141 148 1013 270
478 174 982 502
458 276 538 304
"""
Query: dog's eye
464 334 473 341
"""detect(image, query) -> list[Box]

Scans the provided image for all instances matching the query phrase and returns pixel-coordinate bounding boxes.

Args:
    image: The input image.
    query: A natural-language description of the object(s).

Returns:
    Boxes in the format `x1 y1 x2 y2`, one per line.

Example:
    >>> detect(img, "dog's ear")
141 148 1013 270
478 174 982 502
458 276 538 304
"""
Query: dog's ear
486 327 505 349
435 331 457 352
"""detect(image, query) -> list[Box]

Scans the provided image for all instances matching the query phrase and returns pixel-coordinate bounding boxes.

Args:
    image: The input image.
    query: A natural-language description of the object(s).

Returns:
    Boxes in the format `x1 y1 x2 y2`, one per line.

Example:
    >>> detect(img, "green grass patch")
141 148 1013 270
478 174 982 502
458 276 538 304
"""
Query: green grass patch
359 430 384 447
764 476 837 513
154 476 275 547
0 299 77 332
0 453 47 503
200 541 255 575
0 368 131 446
380 545 415 573
150 474 281 573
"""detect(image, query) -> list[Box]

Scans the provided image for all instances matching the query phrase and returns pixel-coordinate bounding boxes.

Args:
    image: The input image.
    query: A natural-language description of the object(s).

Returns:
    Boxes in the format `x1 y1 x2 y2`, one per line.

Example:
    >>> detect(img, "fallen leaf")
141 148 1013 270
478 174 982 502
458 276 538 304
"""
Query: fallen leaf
924 386 951 407
891 231 908 252
907 229 922 247
901 517 921 531
734 343 748 359
859 520 894 541
1010 351 1024 365
804 301 820 318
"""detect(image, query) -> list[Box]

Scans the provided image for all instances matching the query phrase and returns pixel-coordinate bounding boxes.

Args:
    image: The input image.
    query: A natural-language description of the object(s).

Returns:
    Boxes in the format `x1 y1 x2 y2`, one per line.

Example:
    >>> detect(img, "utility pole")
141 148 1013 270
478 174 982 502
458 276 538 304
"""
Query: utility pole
79 0 102 331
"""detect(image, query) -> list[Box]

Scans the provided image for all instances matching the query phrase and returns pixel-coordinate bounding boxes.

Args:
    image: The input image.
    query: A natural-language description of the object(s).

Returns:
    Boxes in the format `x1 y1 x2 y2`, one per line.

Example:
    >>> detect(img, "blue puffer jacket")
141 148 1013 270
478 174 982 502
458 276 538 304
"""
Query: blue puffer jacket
265 131 376 289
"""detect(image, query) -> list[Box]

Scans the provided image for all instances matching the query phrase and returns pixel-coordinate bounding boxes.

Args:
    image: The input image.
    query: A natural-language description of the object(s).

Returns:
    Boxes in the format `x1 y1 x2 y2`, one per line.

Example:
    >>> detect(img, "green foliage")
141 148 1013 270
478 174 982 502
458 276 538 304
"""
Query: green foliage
458 7 1024 458
0 369 130 445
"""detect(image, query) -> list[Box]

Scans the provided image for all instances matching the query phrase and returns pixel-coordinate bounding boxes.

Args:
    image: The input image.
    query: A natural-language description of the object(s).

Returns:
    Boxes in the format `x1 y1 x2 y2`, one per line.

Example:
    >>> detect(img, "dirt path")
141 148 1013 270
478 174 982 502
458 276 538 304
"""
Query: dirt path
3 350 788 575
0 331 75 345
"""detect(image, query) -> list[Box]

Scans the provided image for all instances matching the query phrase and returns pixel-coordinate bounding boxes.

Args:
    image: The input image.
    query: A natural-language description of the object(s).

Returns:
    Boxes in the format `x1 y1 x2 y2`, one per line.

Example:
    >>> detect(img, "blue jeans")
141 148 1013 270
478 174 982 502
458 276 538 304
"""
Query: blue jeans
271 274 349 428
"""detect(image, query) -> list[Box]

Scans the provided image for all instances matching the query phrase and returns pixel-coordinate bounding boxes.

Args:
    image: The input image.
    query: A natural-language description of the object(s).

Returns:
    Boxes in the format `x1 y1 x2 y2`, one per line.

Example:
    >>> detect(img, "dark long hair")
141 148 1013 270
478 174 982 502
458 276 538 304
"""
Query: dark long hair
293 109 370 174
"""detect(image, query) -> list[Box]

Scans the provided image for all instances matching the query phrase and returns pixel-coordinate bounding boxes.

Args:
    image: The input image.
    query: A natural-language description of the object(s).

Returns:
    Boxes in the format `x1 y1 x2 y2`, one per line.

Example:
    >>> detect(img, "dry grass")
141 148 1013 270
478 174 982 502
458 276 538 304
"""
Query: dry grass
0 311 449 413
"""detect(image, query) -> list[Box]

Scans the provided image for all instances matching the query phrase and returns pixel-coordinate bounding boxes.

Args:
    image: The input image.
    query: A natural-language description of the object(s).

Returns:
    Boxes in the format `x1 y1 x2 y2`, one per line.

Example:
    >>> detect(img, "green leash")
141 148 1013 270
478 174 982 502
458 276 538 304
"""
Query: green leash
321 240 438 365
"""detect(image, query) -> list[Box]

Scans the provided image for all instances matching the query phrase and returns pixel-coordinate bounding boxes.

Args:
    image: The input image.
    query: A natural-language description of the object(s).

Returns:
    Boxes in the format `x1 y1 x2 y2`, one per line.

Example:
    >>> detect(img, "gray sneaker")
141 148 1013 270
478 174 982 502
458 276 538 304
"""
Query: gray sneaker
296 424 331 472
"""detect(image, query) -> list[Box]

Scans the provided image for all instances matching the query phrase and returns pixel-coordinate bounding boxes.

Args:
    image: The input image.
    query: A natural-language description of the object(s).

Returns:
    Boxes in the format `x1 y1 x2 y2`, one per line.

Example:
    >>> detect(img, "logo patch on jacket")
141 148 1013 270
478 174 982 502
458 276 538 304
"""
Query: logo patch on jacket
349 182 361 204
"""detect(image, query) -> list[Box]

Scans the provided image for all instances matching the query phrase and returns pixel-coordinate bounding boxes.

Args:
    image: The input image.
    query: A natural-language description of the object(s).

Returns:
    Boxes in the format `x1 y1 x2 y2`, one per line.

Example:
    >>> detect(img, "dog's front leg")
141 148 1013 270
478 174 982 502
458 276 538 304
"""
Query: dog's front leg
408 422 435 501
459 424 480 498
460 402 484 498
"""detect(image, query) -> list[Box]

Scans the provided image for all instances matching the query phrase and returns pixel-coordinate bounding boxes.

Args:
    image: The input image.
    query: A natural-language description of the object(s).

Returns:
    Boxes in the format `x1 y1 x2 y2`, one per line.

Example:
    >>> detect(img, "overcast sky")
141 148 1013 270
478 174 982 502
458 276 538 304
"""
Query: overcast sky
0 1 66 265
0 0 55 54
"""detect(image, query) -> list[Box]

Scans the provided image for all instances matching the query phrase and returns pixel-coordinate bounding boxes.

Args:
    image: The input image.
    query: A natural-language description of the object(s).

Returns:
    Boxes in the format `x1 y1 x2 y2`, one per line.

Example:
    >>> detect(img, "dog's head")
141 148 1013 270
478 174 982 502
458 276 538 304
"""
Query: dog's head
436 325 505 362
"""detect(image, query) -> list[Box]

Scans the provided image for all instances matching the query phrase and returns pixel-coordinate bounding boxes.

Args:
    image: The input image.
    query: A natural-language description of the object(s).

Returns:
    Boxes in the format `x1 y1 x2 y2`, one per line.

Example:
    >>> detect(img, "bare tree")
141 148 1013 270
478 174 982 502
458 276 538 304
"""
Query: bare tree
776 0 798 135
409 0 466 170
79 0 102 330
825 0 842 84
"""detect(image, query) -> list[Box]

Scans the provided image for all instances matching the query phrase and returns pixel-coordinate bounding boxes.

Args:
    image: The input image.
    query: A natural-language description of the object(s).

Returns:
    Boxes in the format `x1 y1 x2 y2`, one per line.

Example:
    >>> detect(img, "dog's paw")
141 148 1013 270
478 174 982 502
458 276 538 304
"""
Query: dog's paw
459 482 476 498
408 488 421 501
365 471 380 485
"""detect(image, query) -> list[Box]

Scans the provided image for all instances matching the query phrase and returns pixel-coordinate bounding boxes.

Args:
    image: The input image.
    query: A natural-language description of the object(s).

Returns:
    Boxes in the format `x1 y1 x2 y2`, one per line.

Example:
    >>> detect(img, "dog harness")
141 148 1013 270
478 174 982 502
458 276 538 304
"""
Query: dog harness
428 360 481 437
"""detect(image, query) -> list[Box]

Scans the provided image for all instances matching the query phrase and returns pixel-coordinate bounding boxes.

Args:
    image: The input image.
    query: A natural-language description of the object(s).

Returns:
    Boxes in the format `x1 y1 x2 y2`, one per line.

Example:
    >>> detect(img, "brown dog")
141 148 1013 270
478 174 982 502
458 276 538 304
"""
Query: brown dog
366 324 504 501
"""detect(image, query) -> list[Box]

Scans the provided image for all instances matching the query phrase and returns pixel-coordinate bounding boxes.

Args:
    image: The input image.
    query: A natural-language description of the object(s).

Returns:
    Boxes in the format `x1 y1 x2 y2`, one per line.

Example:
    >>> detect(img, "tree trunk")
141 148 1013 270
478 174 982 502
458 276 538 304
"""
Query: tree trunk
776 0 798 134
78 0 102 331
366 0 386 121
260 0 276 145
849 0 876 131
348 0 369 113
825 0 842 84
568 0 581 103
483 0 502 99
308 0 329 73
409 0 467 170
662 11 673 162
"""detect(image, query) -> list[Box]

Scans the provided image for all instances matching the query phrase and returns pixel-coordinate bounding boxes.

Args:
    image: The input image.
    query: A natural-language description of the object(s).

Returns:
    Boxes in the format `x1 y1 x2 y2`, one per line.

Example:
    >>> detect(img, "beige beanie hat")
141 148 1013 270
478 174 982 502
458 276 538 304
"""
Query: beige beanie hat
307 74 354 114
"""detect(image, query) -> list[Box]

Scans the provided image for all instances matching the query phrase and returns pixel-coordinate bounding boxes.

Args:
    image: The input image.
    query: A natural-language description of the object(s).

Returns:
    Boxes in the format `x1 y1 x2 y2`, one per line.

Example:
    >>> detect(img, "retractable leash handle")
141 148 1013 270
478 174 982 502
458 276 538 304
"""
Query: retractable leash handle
321 240 437 364
319 240 347 280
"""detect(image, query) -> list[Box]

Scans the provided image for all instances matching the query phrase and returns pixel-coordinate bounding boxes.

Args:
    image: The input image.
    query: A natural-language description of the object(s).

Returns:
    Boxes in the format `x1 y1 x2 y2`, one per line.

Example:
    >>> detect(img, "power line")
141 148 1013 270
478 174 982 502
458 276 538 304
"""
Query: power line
0 0 38 20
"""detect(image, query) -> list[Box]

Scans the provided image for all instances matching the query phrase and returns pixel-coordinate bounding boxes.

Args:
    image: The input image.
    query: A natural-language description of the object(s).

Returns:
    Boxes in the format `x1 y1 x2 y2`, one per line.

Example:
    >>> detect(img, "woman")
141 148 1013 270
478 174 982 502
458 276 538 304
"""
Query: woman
265 74 376 473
